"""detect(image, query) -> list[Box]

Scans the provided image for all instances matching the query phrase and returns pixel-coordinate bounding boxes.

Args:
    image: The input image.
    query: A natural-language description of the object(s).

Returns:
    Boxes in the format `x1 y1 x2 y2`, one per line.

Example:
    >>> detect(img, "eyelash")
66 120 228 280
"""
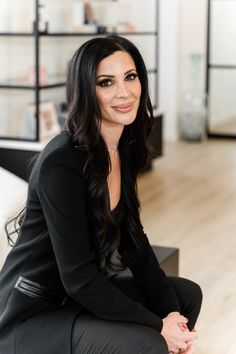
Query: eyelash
97 73 138 88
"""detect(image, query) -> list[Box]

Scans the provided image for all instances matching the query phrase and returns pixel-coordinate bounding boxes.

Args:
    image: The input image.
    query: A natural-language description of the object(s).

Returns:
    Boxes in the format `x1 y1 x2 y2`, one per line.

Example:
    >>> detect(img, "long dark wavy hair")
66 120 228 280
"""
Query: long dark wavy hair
6 35 154 272
65 35 154 271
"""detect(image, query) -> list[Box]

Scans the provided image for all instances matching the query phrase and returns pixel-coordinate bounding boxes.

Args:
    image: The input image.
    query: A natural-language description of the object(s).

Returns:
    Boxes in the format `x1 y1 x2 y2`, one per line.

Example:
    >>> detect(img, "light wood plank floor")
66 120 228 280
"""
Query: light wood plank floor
138 139 236 354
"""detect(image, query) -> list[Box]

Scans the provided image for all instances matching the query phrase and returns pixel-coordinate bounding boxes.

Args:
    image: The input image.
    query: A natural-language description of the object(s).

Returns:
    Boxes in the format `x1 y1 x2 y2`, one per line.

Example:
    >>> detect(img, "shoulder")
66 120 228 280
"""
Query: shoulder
30 131 87 184
40 131 85 170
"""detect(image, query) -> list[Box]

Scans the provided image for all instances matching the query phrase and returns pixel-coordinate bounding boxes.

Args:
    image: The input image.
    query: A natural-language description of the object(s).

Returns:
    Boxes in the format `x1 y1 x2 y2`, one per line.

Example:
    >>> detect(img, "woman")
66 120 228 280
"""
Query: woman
0 35 202 354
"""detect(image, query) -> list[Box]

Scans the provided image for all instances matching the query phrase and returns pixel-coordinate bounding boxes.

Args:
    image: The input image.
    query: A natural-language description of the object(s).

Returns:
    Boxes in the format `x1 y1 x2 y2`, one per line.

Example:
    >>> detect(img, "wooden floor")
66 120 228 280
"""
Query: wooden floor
138 139 236 354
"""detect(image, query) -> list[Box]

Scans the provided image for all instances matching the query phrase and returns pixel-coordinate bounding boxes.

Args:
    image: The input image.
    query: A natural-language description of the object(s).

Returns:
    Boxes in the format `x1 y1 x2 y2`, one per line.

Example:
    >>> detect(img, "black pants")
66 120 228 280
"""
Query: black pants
71 276 202 354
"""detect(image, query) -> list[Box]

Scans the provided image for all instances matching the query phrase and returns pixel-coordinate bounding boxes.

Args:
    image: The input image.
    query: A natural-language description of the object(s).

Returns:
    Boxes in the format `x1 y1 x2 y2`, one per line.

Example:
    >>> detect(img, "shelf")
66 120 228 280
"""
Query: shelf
0 31 158 37
0 138 44 149
42 31 158 37
0 77 65 90
207 132 236 140
0 83 65 90
208 64 236 70
0 32 34 37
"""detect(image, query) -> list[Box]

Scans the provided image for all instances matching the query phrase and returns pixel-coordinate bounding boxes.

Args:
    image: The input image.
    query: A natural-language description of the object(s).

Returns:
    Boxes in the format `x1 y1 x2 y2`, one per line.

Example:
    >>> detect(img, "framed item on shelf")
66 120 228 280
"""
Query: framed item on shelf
28 66 48 86
21 101 60 142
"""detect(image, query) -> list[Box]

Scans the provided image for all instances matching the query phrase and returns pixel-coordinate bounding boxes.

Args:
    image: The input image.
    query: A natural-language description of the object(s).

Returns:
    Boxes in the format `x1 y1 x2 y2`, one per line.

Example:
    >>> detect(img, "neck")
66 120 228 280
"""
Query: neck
101 122 124 153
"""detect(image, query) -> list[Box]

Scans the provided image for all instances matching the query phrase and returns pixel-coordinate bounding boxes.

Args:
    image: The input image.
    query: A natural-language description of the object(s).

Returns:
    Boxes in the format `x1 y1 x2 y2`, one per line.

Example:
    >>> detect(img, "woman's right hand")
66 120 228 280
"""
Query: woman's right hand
160 312 197 353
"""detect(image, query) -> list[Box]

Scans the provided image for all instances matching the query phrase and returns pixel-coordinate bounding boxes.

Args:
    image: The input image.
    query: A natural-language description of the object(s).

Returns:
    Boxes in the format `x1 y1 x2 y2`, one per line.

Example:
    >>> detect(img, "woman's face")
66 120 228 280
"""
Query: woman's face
95 51 141 128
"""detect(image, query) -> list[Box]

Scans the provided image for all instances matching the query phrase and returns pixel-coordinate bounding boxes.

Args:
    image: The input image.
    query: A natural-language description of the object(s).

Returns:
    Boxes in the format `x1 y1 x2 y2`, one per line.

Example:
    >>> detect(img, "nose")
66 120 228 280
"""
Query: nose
115 81 130 98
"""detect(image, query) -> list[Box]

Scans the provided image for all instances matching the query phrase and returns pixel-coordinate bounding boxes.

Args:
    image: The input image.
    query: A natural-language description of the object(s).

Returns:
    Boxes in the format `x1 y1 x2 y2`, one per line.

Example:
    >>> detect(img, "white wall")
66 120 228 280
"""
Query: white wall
159 0 179 142
158 0 207 142
178 0 207 103
209 1 236 127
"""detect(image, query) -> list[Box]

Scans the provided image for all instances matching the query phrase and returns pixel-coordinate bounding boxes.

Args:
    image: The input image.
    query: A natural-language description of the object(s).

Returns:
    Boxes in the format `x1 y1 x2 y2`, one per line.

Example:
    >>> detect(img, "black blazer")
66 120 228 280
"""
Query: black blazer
0 132 179 354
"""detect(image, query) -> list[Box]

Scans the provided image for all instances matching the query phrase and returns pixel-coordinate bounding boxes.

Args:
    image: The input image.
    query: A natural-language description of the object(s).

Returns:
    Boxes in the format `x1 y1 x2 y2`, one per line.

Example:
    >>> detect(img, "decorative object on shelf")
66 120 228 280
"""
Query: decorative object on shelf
97 25 107 34
99 0 134 33
83 1 97 33
46 2 71 32
84 1 94 25
38 2 48 33
72 1 84 31
28 66 48 86
116 23 135 33
115 0 134 33
180 54 206 142
2 1 32 32
21 102 60 143
101 1 118 32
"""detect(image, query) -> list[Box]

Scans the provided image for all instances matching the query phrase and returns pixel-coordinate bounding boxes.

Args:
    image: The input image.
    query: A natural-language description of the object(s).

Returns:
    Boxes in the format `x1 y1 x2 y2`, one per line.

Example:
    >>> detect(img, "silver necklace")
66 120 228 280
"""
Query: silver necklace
107 144 118 152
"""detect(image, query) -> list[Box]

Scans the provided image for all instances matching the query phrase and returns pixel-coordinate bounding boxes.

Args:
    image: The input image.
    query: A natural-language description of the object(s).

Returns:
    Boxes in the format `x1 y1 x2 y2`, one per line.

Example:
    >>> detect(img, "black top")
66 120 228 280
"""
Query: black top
0 131 180 342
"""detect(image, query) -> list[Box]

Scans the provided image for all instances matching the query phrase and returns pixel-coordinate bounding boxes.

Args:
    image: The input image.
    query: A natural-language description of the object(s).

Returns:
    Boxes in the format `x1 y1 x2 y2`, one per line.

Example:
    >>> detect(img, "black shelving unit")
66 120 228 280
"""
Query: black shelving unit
0 0 161 177
0 0 49 142
206 0 236 139
0 0 159 142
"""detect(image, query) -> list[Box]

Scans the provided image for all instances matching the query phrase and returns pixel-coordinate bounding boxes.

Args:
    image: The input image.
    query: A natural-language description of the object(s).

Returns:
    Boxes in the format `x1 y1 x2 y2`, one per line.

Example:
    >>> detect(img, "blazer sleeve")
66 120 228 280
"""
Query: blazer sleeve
129 233 180 318
37 148 163 332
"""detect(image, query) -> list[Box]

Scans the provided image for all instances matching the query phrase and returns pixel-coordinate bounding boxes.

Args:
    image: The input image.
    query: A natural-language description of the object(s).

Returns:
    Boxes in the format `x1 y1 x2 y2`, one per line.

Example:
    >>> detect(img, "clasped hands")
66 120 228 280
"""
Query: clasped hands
161 312 198 354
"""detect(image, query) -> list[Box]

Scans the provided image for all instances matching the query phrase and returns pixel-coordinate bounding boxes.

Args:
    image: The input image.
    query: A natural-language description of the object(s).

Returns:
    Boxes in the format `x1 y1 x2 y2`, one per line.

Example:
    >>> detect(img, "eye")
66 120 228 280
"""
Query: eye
125 73 138 81
97 79 113 87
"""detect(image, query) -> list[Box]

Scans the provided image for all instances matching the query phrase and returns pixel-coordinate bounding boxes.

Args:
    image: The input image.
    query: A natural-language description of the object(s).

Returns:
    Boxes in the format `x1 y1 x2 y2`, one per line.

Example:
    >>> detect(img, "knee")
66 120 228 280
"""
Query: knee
191 281 203 308
125 325 169 354
141 331 168 354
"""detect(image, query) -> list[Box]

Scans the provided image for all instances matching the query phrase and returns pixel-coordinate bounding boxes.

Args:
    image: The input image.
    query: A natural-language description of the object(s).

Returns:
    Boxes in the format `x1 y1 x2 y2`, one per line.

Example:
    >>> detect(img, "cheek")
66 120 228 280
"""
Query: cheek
96 91 112 110
135 82 142 100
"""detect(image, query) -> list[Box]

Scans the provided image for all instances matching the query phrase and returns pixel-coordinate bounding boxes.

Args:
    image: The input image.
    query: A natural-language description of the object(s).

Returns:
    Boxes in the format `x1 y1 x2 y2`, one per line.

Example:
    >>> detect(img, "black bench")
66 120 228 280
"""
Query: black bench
121 245 179 277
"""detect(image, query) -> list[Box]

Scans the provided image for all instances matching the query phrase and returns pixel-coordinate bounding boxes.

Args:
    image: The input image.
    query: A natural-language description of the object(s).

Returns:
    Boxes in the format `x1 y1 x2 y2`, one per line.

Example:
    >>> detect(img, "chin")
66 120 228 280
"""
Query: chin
102 109 138 127
116 111 138 126
123 116 137 126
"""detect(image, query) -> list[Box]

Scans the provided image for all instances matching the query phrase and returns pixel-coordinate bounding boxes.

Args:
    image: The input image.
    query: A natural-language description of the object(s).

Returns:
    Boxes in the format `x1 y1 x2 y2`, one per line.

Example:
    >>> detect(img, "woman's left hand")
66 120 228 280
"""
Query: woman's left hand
179 328 197 354
169 325 198 354
169 341 195 354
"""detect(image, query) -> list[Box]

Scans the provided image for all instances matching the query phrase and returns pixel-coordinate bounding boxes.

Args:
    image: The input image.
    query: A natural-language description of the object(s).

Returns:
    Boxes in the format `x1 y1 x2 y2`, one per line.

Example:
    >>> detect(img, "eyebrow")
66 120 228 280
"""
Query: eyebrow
96 69 137 80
